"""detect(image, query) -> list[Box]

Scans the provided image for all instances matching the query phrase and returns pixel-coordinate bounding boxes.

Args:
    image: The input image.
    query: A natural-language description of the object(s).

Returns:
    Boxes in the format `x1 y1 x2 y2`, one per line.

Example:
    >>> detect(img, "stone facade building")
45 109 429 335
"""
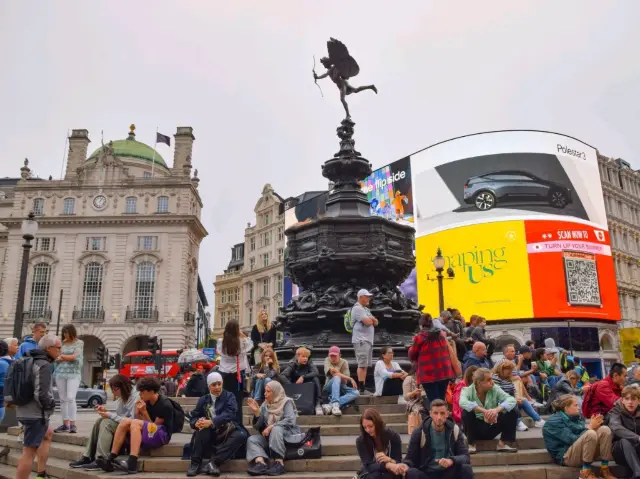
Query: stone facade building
0 125 207 384
213 184 285 333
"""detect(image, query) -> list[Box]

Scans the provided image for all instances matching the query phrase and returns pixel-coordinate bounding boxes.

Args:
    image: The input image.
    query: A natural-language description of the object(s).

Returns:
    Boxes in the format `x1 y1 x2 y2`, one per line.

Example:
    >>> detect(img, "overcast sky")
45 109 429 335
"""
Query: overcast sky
1 2 639 307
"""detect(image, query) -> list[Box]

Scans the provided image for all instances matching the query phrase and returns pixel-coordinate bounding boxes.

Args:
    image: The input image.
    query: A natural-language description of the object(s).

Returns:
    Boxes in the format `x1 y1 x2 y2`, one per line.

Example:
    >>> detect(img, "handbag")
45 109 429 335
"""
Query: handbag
214 422 236 443
408 412 422 435
284 426 322 460
447 340 462 377
283 382 315 416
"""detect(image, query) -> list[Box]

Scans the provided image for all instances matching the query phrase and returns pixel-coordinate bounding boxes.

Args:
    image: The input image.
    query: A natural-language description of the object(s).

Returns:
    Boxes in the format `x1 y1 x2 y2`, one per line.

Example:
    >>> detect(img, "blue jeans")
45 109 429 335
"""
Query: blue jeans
323 376 360 407
252 377 272 401
0 406 4 424
518 398 541 421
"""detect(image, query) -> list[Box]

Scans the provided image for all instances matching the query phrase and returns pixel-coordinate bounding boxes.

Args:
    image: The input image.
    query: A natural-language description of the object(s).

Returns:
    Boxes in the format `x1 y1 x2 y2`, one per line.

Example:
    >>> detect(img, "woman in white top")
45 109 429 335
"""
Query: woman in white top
373 347 407 396
216 320 253 425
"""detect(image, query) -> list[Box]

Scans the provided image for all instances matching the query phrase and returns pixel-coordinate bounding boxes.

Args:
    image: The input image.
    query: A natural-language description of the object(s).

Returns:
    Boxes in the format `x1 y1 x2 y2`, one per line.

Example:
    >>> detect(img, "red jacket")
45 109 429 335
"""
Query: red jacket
408 329 454 385
452 380 468 424
585 376 622 417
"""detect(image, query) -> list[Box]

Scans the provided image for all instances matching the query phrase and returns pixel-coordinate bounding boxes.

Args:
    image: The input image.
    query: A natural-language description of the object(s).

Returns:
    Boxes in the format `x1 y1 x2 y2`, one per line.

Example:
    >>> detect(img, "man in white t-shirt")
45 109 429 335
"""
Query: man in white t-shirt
351 289 378 395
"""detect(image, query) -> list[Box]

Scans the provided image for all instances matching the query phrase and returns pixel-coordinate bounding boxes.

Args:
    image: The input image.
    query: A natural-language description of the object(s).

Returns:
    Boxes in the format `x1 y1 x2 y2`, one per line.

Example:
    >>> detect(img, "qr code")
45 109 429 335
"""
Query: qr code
564 255 601 306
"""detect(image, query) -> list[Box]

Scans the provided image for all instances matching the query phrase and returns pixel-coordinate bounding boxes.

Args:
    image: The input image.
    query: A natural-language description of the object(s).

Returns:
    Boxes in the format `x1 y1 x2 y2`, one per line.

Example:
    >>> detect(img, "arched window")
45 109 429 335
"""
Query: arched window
29 263 51 315
125 196 137 214
81 262 103 313
63 198 75 215
134 262 155 314
32 198 44 216
157 196 169 213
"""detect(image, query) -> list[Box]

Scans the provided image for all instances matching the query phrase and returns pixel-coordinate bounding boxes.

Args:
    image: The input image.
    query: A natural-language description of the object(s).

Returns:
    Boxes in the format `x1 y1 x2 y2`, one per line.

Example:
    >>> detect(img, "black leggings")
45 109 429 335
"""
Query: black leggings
381 378 404 396
221 371 245 426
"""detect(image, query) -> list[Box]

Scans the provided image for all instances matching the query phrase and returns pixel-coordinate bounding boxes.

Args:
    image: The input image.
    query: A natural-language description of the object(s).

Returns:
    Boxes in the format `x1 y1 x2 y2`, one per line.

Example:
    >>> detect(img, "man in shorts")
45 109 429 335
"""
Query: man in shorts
352 289 378 395
98 377 174 474
16 333 61 479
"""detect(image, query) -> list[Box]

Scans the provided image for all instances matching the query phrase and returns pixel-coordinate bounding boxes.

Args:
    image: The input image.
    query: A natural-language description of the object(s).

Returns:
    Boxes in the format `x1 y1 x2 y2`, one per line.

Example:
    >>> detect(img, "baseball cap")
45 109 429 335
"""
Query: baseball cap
518 345 533 355
329 346 340 356
357 289 373 298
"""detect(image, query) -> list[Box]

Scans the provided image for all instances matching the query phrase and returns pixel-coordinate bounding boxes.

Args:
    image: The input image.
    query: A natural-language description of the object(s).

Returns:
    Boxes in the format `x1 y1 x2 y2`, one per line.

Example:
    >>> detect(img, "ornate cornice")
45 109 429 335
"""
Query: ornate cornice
77 251 110 265
0 214 208 239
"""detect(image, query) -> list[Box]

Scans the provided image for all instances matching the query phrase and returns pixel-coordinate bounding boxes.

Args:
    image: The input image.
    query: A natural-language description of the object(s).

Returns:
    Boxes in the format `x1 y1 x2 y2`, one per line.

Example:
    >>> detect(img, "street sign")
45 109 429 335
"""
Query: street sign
202 348 216 359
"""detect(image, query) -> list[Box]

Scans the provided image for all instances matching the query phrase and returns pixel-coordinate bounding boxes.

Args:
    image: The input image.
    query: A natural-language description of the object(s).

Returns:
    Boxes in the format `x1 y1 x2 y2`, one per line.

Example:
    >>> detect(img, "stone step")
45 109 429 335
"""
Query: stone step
0 451 628 479
242 412 407 425
241 403 407 415
182 421 410 436
176 394 398 407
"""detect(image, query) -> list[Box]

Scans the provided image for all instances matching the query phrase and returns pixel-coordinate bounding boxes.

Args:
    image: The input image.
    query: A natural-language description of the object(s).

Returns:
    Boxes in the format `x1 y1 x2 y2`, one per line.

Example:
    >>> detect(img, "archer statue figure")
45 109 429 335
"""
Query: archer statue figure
313 38 377 119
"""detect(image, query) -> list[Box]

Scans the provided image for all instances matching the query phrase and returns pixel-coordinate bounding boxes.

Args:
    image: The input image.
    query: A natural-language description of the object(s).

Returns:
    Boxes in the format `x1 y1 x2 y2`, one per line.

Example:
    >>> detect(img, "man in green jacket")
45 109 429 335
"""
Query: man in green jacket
459 367 518 454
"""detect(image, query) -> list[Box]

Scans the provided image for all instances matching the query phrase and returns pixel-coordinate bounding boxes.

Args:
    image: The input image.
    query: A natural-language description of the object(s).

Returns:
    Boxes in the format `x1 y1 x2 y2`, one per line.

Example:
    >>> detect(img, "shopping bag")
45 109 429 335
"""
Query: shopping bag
283 382 315 416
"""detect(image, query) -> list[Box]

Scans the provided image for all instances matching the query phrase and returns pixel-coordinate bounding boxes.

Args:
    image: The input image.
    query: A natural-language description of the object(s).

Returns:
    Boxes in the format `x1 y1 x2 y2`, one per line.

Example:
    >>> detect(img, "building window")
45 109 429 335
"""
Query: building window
248 282 254 300
220 311 227 328
125 196 137 214
261 231 271 247
137 236 158 251
262 253 270 267
250 257 256 270
277 248 283 263
235 287 240 302
157 196 169 213
143 172 152 178
248 307 253 325
277 299 283 309
86 237 106 251
250 237 256 252
233 310 239 322
277 226 284 241
264 214 271 226
81 262 103 312
32 198 44 216
134 262 156 314
29 263 51 315
276 274 283 293
262 278 269 297
63 198 75 215
35 237 55 252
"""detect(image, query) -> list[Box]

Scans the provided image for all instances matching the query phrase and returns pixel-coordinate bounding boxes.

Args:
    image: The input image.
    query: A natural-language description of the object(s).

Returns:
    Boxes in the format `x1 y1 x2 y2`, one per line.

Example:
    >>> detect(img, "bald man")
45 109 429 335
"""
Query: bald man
463 342 493 372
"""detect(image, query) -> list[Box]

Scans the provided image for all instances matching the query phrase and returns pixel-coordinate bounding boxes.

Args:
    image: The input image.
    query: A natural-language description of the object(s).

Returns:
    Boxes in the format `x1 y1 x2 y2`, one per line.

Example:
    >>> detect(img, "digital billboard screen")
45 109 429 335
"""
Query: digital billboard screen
411 130 619 322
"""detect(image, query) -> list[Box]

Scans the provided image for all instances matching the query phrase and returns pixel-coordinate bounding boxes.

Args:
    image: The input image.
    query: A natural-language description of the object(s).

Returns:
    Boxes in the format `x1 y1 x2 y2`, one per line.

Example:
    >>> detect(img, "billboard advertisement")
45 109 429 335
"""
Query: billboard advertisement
412 130 619 322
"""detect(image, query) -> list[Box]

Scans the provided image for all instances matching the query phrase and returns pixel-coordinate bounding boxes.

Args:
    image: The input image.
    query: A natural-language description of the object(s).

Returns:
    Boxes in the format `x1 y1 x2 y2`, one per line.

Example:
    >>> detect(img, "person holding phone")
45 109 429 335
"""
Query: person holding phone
543 394 615 479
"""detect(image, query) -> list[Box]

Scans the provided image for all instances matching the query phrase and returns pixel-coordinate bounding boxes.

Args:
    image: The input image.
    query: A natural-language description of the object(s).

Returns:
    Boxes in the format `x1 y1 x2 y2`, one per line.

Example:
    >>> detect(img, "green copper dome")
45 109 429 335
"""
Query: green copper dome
86 125 167 167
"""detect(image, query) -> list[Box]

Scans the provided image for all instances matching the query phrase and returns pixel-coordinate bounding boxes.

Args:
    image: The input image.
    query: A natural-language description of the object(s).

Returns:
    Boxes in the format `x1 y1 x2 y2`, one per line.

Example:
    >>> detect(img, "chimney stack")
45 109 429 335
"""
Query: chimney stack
173 127 194 176
65 129 90 179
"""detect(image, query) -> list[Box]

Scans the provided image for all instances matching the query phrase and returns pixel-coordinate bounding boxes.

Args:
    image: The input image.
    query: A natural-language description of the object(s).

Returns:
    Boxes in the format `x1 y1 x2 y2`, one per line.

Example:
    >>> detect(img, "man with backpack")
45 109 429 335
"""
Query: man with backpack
15 322 47 359
582 362 626 418
350 289 378 395
97 376 184 474
12 333 61 479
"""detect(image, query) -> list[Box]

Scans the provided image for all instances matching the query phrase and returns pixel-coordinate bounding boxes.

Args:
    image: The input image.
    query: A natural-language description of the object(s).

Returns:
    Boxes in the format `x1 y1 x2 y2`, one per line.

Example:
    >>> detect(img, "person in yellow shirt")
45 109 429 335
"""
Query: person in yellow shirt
392 191 408 221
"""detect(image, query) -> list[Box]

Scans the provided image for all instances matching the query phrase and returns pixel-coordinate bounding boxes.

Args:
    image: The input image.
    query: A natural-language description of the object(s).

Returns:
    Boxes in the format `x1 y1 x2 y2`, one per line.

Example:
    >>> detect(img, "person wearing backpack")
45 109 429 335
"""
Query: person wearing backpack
0 340 11 423
400 399 473 479
14 333 61 479
351 289 378 395
582 363 626 419
97 377 179 474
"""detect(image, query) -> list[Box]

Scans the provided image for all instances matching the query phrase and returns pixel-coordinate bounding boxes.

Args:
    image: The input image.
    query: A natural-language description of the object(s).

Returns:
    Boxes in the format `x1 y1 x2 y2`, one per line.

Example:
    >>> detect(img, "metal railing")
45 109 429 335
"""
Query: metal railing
125 306 159 322
184 312 196 324
23 307 52 323
72 307 105 322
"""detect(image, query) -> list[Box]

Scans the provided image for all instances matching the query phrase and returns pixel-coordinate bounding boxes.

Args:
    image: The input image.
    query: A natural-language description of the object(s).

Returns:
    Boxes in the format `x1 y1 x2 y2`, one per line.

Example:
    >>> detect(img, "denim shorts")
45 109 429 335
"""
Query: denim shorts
20 418 51 448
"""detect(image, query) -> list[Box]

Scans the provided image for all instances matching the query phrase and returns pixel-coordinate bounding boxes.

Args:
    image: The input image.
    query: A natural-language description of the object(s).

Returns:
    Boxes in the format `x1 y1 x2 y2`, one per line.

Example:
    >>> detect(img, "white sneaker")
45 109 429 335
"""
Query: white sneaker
321 404 332 416
468 444 477 454
331 403 342 416
315 404 325 416
533 419 546 428
516 421 529 431
532 401 544 408
397 396 407 405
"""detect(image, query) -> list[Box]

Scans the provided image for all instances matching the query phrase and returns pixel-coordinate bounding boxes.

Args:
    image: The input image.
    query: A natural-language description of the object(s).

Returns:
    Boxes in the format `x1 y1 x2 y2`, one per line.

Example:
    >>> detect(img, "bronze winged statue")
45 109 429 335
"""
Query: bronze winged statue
313 38 377 119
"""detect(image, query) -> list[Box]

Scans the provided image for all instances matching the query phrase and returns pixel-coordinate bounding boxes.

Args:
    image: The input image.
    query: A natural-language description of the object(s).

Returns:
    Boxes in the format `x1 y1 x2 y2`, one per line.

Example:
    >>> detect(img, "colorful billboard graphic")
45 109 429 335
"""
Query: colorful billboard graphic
360 156 414 226
412 130 619 321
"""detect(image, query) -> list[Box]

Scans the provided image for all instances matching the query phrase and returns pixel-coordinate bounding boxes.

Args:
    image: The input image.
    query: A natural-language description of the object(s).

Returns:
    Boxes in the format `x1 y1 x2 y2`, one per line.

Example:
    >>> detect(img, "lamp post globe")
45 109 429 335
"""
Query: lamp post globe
433 247 446 313
433 247 445 272
14 212 38 339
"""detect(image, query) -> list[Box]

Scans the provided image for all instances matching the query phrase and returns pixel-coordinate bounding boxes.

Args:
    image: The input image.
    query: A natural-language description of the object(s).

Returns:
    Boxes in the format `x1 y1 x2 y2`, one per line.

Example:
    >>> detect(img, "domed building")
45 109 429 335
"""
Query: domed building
0 125 208 385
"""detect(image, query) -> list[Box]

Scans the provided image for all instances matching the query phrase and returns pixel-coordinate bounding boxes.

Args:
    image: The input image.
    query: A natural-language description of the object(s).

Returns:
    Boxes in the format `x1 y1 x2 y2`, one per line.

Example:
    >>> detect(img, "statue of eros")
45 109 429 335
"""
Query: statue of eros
313 38 377 119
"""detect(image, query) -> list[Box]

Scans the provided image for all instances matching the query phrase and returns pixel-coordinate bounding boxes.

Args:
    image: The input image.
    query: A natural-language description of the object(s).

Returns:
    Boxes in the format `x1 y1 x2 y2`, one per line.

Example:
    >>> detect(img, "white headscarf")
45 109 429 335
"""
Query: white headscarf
207 371 223 386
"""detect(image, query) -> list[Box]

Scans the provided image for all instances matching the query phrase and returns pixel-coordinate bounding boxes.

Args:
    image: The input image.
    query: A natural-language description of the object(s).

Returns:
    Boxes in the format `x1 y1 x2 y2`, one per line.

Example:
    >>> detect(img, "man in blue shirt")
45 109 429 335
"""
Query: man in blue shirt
15 323 47 359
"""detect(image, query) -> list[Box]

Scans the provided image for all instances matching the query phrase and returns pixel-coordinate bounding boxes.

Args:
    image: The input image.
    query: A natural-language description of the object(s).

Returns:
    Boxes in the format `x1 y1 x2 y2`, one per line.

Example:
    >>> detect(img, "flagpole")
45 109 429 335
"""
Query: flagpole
151 127 158 178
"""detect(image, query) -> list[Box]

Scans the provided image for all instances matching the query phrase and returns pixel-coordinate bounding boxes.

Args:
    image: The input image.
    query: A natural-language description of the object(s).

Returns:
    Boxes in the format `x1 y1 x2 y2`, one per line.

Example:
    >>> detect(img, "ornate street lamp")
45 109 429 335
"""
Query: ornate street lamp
427 247 455 313
13 212 38 339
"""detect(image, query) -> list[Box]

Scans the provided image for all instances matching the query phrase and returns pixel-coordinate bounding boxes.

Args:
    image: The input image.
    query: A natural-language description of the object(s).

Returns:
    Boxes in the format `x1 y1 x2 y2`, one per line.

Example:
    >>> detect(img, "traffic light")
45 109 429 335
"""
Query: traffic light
634 344 640 359
148 336 158 353
114 353 122 371
96 346 105 364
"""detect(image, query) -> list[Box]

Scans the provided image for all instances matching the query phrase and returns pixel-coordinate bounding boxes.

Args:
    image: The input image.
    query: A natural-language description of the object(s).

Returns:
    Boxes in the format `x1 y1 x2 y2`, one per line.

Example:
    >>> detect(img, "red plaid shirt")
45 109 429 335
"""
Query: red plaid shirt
408 330 455 385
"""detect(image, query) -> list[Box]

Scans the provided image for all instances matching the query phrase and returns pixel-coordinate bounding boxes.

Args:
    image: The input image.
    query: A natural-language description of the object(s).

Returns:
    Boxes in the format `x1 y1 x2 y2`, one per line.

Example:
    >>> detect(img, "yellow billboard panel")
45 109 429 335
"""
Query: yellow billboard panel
415 221 533 321
619 328 640 365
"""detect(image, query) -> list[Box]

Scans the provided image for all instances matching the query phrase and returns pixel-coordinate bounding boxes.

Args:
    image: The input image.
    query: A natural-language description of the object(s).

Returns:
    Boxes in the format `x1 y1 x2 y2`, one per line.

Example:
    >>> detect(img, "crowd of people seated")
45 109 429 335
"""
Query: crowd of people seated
64 313 640 478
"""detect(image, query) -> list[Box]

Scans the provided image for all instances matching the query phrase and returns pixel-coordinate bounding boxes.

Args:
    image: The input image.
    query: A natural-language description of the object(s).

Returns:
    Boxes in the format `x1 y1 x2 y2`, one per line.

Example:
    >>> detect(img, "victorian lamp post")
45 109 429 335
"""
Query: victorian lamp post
13 212 38 339
433 248 446 313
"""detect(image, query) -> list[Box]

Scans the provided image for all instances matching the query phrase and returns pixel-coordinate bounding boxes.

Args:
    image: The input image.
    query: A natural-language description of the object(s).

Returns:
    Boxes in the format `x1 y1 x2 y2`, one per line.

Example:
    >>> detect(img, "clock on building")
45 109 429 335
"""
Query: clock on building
92 195 107 210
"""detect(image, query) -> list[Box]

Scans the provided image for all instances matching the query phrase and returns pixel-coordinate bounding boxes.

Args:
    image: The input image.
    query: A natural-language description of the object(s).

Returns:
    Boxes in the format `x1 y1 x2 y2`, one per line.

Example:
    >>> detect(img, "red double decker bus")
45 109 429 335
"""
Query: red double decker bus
119 350 217 379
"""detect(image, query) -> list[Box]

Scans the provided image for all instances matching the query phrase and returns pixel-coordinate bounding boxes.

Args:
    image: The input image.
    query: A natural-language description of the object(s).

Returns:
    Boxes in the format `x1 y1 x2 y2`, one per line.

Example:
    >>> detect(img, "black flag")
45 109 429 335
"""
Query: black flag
156 132 171 146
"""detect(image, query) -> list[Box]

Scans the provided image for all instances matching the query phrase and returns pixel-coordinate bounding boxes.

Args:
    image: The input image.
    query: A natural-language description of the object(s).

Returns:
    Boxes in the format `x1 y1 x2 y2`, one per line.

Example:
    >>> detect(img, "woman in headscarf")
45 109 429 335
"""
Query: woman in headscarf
245 381 302 476
186 372 248 477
